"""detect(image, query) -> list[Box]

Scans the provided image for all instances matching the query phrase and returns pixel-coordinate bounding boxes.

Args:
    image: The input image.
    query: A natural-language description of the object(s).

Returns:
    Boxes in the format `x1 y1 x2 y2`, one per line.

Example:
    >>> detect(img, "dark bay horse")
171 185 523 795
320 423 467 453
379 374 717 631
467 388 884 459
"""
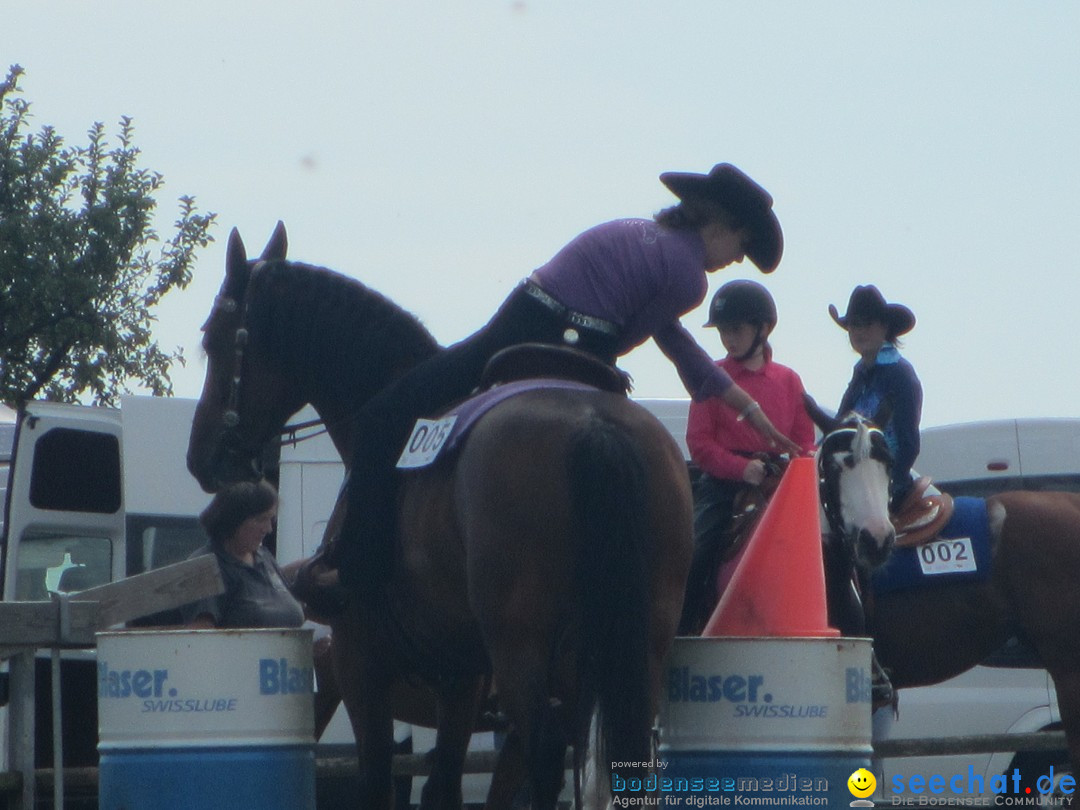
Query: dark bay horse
815 414 1080 774
186 225 694 810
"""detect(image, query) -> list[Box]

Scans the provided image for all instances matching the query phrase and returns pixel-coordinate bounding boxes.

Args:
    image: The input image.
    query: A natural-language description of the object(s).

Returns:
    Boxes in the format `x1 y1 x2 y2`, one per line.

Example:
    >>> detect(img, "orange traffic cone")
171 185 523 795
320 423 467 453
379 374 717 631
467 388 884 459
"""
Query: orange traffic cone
701 456 840 637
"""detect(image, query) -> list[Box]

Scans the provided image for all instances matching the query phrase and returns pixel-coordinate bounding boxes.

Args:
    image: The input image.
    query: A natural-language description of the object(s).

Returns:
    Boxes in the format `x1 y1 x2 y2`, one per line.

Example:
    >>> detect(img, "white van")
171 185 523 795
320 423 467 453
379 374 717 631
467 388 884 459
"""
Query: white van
0 397 215 776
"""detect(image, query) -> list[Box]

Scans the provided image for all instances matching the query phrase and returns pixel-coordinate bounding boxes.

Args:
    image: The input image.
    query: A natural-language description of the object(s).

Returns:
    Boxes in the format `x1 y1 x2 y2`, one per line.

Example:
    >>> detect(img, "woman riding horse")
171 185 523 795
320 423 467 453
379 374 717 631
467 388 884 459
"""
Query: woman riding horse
329 162 798 603
823 284 923 704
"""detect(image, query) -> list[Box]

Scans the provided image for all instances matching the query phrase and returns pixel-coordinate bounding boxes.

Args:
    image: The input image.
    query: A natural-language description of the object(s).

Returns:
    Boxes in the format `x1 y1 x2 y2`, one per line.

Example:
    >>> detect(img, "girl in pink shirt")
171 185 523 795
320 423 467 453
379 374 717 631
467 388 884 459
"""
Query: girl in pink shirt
678 280 815 634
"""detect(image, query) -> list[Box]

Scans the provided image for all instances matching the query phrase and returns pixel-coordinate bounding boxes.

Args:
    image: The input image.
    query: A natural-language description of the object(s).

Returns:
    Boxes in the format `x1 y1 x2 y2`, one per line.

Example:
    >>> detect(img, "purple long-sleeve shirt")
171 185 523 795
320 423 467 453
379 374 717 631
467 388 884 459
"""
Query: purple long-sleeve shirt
529 219 733 400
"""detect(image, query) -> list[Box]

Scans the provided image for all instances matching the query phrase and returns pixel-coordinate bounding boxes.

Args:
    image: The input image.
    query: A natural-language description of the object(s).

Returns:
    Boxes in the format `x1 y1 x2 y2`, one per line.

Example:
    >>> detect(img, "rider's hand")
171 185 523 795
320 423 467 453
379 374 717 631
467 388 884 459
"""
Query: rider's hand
742 459 768 486
746 407 804 457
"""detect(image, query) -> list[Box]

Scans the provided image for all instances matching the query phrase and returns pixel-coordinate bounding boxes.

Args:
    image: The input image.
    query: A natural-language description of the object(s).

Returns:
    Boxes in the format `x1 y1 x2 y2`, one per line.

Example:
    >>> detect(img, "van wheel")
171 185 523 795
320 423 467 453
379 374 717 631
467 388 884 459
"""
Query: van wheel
1009 750 1072 796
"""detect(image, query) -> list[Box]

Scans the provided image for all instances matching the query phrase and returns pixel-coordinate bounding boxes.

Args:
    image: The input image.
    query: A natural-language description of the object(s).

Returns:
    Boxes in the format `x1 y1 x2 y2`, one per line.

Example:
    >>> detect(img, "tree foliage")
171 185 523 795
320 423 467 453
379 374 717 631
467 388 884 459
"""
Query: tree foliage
0 64 216 406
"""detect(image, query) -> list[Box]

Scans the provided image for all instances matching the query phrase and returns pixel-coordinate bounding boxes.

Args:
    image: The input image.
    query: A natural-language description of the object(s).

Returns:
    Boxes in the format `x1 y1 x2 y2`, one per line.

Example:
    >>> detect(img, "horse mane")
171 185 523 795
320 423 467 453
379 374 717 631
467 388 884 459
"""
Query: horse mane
244 260 442 403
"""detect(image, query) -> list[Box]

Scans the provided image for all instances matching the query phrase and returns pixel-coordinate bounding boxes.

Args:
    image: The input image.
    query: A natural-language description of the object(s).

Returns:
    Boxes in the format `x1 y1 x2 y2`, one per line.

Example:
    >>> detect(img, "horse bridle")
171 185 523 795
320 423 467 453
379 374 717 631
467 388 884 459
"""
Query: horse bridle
817 419 891 542
210 260 339 451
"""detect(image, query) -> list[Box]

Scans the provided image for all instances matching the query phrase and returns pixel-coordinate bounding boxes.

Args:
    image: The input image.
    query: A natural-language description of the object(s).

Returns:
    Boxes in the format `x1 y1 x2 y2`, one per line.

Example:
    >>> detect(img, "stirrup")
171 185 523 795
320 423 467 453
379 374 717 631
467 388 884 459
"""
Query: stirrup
870 655 895 709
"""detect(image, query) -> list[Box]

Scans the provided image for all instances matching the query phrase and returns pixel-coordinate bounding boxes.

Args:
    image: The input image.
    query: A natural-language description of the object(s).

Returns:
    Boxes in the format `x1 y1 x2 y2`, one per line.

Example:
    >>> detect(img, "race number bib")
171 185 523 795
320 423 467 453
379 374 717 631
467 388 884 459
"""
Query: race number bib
396 415 458 469
917 537 977 576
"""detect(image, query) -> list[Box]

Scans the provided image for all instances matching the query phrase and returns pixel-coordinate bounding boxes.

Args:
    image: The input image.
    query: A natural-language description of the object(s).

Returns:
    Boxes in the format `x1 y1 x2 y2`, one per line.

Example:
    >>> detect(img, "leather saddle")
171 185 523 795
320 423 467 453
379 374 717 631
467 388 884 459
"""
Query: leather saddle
892 476 955 548
478 343 630 395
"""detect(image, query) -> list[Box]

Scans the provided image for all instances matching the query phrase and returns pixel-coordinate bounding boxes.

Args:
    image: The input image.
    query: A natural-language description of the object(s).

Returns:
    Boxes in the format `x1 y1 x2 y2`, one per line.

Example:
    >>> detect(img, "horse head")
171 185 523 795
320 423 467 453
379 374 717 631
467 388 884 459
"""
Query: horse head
815 412 896 570
187 222 304 492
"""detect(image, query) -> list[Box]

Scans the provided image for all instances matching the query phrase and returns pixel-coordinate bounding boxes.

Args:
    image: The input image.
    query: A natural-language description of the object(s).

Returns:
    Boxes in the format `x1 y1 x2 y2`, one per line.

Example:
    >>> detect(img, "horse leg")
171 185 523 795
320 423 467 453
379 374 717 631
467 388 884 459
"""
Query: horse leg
418 676 486 810
485 652 570 810
484 729 529 810
332 609 398 810
355 689 395 810
313 633 342 740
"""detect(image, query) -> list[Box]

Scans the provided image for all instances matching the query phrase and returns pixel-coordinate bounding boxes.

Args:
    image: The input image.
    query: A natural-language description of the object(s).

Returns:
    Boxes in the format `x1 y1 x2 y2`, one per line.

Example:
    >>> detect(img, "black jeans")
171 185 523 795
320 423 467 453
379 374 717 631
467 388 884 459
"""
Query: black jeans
677 474 746 635
337 283 620 592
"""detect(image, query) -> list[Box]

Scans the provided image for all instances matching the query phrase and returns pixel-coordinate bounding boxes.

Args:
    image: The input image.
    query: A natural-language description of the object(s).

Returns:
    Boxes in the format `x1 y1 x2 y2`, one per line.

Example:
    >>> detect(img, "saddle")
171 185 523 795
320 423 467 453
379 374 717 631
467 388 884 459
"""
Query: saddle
478 343 630 395
892 476 955 548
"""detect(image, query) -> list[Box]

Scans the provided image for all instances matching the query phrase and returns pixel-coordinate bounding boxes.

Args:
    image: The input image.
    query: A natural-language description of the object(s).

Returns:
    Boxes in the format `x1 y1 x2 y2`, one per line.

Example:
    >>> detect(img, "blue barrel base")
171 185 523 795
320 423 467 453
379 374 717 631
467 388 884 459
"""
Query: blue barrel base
656 749 870 807
100 746 315 810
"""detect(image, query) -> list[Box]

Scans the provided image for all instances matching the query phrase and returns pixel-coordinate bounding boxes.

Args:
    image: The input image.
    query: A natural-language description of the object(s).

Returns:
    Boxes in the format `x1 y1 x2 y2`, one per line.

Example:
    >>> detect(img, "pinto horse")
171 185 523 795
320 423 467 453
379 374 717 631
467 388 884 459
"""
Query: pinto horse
186 224 693 810
814 413 1080 774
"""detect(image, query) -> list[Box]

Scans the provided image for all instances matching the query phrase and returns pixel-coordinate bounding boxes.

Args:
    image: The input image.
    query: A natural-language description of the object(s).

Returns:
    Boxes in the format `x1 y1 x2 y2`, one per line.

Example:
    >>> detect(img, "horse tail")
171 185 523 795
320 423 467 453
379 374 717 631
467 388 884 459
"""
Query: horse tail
567 413 654 785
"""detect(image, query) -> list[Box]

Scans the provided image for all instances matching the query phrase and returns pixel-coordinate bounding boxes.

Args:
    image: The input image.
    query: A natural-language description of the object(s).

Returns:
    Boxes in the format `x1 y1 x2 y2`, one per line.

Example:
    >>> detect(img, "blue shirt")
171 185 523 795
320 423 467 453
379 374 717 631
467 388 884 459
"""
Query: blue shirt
838 343 923 499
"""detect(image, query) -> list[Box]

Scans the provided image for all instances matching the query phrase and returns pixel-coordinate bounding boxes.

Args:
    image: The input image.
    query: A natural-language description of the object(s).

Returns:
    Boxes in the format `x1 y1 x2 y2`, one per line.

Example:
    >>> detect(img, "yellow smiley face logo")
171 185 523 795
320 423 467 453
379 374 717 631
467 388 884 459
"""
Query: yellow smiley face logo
847 768 877 798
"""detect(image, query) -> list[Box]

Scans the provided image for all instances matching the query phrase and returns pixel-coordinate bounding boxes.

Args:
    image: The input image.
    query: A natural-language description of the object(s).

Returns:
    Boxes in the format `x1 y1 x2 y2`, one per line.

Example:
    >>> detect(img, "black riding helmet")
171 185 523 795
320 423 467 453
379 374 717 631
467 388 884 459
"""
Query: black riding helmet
704 280 777 364
704 280 778 329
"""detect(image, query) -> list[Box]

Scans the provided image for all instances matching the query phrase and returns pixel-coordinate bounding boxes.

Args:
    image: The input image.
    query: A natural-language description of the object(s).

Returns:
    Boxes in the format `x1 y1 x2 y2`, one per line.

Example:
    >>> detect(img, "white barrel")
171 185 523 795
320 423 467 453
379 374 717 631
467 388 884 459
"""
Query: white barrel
97 629 315 810
653 636 873 807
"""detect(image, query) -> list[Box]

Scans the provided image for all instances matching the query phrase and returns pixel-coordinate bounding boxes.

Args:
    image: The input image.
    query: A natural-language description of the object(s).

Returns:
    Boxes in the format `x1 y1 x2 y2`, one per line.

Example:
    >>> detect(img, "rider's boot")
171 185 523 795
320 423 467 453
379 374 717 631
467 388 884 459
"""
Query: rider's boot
290 547 351 618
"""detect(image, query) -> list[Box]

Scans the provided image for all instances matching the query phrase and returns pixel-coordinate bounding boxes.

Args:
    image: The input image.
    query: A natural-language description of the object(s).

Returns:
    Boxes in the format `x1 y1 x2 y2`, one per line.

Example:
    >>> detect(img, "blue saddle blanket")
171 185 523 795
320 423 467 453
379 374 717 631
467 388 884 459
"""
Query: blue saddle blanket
870 496 992 595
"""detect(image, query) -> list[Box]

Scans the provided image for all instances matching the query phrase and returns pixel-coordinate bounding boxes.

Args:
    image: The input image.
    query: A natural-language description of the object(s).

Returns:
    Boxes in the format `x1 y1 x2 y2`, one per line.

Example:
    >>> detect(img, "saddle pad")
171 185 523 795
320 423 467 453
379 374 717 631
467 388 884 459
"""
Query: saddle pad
396 378 597 470
870 496 992 596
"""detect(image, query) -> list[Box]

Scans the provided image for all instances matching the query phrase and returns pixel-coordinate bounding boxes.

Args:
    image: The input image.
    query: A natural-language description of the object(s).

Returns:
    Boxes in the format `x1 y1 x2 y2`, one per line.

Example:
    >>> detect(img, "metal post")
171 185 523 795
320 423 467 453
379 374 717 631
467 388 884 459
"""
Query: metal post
52 592 71 810
8 650 35 810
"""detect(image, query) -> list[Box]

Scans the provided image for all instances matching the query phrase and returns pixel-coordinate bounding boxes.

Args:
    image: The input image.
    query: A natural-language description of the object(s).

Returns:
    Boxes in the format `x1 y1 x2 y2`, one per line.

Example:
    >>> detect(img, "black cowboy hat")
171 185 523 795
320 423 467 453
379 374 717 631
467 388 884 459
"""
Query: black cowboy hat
829 285 916 336
659 162 783 273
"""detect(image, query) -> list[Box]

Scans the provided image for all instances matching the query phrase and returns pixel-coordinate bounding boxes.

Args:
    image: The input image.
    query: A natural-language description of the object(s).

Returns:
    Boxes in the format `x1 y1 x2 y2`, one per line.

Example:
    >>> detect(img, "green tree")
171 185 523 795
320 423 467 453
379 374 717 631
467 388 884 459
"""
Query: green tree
0 64 216 407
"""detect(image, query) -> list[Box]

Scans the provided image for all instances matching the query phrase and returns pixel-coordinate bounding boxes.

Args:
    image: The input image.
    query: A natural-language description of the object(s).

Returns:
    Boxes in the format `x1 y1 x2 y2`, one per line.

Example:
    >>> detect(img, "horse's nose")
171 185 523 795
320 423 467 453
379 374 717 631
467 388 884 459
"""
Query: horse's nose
858 526 895 569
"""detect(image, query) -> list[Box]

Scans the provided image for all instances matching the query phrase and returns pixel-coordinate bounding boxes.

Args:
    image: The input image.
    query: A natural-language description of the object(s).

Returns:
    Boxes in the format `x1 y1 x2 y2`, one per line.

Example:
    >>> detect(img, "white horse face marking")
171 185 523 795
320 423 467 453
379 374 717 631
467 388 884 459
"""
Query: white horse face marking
819 417 896 568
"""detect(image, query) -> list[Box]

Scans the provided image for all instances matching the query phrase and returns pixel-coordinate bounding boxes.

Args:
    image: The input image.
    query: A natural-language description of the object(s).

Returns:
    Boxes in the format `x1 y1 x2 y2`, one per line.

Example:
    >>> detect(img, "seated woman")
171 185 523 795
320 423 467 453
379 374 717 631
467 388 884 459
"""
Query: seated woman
182 480 339 738
677 280 816 635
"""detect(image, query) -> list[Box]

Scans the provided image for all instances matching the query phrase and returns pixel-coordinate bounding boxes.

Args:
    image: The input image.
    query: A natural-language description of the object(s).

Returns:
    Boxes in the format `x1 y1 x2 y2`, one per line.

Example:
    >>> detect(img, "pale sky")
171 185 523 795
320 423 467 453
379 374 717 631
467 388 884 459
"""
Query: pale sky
6 2 1079 428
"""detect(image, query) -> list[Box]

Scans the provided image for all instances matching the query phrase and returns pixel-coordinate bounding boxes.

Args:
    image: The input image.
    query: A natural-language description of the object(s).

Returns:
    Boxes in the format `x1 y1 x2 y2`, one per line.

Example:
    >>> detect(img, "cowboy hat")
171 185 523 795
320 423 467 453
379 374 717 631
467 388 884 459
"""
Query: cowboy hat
659 162 783 273
829 285 916 336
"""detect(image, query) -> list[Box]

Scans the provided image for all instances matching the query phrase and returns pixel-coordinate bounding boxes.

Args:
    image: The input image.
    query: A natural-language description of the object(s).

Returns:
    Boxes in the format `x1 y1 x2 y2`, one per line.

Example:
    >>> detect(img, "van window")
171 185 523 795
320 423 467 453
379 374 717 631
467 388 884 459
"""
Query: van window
125 515 209 576
124 515 209 627
15 533 113 599
29 428 121 514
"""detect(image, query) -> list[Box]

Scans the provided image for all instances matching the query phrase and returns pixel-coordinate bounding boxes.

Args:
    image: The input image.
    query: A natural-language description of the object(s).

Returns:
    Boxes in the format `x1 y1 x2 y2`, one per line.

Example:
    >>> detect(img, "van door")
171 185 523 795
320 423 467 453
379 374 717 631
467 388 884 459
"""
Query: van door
1 400 125 768
917 420 1022 496
2 401 125 600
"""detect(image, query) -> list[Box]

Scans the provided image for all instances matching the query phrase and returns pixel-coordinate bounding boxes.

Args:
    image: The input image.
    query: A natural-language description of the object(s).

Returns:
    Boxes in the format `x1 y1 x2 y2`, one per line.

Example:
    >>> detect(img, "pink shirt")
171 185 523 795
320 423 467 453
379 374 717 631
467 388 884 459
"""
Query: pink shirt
686 351 817 480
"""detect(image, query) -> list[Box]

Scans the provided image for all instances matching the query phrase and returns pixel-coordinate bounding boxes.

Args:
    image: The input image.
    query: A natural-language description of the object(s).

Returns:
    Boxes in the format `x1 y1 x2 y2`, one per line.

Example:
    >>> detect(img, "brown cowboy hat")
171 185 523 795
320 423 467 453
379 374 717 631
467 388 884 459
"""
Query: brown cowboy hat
659 162 783 273
829 285 916 336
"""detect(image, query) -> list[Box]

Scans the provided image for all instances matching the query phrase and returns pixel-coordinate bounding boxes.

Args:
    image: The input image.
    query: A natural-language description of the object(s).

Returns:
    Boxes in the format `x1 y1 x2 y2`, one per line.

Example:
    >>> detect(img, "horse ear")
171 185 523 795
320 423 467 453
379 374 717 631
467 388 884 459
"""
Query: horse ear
804 393 840 434
260 221 288 262
226 227 248 279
